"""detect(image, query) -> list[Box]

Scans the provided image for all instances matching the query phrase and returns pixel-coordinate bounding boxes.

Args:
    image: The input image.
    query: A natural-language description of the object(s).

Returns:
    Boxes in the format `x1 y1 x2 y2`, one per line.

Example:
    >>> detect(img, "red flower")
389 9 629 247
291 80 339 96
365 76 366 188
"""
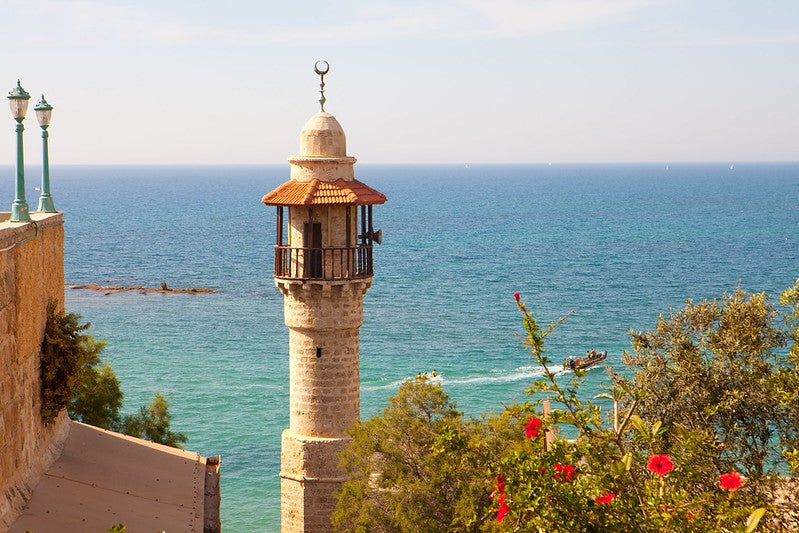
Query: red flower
594 492 615 504
554 463 576 481
514 292 521 302
647 454 674 476
496 492 509 522
719 471 744 491
494 474 509 522
524 416 542 438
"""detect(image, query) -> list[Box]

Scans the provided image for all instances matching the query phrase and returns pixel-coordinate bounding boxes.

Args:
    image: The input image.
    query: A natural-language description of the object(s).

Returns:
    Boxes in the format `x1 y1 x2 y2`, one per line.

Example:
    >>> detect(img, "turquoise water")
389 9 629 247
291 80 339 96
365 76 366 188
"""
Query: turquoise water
17 163 799 531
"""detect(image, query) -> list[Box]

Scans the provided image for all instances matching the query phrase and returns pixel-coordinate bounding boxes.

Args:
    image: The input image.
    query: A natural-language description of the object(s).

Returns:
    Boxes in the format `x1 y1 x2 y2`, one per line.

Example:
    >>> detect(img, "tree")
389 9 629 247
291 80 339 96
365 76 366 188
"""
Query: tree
123 392 188 449
40 299 105 424
70 361 123 430
777 278 799 474
623 288 797 478
333 376 504 532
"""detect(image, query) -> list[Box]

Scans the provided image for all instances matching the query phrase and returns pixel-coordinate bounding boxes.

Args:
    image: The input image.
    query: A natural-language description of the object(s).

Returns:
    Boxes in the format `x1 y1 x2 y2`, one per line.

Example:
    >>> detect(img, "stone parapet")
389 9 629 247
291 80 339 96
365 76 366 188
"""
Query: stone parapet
0 213 68 529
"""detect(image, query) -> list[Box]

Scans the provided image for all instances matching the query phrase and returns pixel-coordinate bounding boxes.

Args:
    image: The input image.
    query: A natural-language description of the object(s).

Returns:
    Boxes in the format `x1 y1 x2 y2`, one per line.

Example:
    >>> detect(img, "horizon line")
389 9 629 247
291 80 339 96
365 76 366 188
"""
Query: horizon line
1 160 797 167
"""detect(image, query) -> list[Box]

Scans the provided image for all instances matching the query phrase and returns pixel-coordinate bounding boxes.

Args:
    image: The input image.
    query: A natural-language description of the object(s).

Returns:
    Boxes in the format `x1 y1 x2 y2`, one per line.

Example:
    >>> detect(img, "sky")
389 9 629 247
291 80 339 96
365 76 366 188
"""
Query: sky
0 0 797 165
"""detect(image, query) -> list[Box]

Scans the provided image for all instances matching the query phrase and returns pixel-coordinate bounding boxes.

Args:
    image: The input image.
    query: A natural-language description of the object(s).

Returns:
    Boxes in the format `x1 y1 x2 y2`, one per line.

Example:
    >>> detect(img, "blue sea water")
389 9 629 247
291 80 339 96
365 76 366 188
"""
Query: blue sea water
10 162 799 531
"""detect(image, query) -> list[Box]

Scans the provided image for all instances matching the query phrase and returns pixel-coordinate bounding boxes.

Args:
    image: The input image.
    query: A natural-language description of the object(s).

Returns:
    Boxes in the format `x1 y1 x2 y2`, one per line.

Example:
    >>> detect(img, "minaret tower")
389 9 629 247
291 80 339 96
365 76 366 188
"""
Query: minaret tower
262 61 386 532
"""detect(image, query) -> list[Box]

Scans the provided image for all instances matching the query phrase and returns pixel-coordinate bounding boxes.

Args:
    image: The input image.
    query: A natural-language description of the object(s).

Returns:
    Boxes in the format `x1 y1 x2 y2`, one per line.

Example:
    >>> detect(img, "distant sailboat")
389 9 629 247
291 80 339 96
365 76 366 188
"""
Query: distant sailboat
730 163 735 170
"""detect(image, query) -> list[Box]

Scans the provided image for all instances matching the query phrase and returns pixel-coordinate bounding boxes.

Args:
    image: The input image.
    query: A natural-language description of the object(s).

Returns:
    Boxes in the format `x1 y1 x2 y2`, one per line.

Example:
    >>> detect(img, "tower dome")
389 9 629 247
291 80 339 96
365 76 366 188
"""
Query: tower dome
289 110 356 182
299 111 347 157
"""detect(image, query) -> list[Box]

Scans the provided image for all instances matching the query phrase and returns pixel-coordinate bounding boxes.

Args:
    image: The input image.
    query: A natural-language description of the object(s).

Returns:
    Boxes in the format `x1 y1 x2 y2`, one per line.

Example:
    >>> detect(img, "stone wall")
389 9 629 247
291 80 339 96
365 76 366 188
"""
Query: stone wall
0 213 70 529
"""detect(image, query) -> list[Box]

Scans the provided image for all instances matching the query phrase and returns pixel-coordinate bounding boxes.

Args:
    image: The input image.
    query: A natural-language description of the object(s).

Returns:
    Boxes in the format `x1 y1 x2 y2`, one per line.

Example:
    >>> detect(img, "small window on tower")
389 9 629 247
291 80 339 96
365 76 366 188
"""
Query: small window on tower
316 347 322 358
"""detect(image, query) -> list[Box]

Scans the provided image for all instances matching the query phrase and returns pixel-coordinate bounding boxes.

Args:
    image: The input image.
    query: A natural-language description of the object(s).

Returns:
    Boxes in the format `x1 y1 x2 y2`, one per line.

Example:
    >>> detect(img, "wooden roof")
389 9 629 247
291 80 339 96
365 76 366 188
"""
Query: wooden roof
262 178 387 206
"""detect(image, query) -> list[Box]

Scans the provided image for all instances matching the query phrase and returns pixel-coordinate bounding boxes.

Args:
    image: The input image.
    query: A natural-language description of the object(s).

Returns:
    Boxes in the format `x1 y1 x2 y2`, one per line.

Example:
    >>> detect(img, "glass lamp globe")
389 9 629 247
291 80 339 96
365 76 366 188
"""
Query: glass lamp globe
8 80 31 120
35 95 53 127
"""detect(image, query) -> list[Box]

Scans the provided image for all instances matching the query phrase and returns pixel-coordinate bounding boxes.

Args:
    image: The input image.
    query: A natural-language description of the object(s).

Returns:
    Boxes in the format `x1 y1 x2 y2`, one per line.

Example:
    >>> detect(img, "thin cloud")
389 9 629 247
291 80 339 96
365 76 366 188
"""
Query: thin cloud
652 33 799 48
19 0 654 48
267 12 444 44
58 1 232 46
261 0 655 44
463 0 656 38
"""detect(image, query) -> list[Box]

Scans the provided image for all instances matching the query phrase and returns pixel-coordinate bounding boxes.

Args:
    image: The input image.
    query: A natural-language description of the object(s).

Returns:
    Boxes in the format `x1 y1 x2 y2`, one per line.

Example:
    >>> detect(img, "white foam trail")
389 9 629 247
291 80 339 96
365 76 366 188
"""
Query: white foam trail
361 365 561 392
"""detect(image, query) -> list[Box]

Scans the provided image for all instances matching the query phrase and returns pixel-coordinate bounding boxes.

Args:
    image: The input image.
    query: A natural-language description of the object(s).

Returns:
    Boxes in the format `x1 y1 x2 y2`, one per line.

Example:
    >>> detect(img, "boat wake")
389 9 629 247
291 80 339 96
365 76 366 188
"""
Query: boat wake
362 365 558 393
441 365 552 386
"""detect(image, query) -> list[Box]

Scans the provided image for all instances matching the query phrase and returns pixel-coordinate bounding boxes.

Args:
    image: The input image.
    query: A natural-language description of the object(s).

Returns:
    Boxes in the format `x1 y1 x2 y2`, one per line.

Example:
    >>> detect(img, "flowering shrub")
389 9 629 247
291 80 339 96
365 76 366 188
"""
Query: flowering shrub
487 294 773 532
553 463 576 482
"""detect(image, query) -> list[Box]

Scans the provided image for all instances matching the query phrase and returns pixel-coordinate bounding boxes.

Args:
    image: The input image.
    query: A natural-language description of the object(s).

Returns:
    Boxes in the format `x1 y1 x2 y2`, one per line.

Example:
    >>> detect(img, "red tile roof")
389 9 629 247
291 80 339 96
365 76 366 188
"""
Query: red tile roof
262 178 387 206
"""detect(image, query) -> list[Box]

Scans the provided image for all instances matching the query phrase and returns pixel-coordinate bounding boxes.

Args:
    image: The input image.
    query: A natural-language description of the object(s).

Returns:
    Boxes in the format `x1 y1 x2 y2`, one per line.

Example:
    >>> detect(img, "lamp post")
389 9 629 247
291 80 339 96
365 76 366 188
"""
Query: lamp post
8 80 31 222
34 95 55 212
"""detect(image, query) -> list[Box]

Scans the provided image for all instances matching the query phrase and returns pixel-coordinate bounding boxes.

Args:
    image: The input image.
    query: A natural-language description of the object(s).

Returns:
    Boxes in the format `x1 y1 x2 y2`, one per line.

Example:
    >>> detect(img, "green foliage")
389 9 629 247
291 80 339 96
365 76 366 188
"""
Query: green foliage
69 360 123 429
493 295 769 532
778 278 799 474
624 289 793 479
333 376 505 532
123 392 187 449
40 299 105 424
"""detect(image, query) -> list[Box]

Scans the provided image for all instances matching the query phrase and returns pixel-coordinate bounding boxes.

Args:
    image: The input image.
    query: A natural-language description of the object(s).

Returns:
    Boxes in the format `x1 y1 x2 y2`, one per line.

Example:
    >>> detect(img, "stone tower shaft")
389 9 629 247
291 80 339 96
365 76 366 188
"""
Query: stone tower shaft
279 281 366 438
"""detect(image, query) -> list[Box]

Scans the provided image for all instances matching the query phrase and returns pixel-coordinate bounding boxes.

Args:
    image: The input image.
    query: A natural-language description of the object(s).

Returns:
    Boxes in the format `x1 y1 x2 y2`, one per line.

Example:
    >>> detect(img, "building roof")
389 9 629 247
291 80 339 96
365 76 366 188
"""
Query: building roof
262 178 387 206
9 420 219 533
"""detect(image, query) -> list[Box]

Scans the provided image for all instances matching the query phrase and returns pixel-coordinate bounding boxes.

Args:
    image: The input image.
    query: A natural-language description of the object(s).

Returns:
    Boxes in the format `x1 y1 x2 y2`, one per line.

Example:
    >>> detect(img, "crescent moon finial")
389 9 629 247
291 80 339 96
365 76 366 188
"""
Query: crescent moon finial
314 60 329 112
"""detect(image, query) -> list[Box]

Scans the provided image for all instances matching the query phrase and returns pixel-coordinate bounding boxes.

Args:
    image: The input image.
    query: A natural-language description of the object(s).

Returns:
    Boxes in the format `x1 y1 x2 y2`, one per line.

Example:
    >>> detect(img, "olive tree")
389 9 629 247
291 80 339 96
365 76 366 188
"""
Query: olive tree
623 287 796 478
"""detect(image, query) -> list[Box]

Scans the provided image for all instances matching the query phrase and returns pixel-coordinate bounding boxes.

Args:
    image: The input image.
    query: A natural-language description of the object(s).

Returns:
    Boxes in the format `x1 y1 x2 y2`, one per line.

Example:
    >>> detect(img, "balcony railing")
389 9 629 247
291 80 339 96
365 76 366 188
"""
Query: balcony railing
274 245 373 281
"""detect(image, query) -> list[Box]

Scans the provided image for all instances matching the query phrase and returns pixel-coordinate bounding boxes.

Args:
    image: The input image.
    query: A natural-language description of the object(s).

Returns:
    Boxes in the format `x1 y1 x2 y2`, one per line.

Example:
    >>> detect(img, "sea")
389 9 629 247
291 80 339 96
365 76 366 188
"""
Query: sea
6 162 799 531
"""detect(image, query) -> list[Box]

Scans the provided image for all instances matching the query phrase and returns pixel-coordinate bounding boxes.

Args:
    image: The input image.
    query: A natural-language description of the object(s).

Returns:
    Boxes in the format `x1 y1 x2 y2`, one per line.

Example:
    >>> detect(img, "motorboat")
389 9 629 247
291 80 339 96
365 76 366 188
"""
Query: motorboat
565 350 607 371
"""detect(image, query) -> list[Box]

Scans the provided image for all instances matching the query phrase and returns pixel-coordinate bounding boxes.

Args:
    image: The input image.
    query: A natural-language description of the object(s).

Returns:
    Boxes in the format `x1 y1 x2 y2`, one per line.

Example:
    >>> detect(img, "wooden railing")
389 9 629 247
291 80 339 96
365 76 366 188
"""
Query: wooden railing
274 245 373 280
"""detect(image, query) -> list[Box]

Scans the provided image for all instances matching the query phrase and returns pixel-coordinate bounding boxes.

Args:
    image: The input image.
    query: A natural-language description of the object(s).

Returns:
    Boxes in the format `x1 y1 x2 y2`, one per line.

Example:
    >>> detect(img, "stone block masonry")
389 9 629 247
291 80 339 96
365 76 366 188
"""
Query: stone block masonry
0 213 69 529
278 281 368 438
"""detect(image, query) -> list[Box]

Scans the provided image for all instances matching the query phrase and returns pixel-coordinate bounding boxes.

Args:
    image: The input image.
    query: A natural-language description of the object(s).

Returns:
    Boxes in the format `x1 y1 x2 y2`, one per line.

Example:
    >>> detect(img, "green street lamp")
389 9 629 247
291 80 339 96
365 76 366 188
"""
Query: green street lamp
8 80 31 222
34 95 55 212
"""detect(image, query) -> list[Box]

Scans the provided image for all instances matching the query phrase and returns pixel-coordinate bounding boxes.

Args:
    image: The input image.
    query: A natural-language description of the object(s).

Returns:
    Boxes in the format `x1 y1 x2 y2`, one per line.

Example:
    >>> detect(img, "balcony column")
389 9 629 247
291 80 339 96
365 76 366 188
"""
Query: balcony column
345 206 351 249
